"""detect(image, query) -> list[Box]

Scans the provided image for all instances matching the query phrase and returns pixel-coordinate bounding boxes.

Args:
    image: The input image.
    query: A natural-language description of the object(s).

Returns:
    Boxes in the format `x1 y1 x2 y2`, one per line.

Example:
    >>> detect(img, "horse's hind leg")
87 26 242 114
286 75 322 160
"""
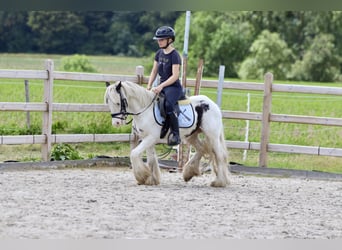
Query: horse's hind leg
209 132 230 187
182 135 203 182
183 151 202 182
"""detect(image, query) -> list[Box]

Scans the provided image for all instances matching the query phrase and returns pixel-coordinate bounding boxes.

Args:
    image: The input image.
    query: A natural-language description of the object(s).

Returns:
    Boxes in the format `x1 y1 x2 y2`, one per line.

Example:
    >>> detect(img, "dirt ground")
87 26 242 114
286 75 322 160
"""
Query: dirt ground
1 166 342 239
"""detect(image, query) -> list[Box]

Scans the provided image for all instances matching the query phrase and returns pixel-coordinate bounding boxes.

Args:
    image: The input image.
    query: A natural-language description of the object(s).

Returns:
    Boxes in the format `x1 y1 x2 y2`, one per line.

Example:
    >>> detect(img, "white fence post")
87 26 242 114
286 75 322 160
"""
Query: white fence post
243 93 250 162
24 79 30 129
41 59 54 161
216 65 225 108
259 72 273 167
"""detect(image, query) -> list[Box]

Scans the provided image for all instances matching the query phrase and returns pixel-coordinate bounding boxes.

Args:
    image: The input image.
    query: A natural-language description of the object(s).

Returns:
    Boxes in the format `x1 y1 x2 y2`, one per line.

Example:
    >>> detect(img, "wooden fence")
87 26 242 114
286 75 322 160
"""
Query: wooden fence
1 59 342 166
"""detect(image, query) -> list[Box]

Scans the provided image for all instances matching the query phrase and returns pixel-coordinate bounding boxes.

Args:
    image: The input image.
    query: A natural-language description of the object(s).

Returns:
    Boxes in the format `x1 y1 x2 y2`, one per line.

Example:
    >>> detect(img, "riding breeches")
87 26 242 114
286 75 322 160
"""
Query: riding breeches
161 83 183 114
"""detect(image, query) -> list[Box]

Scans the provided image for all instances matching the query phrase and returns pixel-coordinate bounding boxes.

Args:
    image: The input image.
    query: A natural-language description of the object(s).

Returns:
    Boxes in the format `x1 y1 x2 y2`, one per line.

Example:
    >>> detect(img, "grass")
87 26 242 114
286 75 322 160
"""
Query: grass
0 53 151 75
0 53 342 173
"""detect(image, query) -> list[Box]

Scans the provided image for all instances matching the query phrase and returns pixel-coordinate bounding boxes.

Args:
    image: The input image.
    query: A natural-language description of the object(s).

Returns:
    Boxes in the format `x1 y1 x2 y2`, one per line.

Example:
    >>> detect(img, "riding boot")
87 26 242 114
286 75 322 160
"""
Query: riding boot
167 112 181 146
160 115 170 139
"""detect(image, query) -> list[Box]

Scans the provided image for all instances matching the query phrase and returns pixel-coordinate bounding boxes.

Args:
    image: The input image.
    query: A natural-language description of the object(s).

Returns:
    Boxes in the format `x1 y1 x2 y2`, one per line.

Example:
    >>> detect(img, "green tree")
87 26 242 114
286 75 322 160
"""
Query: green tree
27 11 88 54
238 30 294 80
204 21 254 77
0 11 34 52
107 11 181 56
289 34 341 82
107 20 137 56
77 11 114 54
174 12 255 77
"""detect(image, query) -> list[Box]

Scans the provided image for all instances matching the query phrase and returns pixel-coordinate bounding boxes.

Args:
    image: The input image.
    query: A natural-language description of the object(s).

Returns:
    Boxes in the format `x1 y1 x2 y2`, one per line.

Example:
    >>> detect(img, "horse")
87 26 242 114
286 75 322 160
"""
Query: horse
104 81 230 187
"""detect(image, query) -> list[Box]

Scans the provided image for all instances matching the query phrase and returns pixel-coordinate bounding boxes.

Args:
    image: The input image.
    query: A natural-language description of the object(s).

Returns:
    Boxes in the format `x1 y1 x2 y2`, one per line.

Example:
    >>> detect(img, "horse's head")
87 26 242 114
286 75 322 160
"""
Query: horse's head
104 81 128 127
105 80 157 127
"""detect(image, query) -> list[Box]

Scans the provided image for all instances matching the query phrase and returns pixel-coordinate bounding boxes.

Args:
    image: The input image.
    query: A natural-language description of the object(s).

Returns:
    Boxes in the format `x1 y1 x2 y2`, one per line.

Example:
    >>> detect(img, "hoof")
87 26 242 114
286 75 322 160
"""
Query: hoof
210 180 229 188
145 176 160 186
183 175 193 182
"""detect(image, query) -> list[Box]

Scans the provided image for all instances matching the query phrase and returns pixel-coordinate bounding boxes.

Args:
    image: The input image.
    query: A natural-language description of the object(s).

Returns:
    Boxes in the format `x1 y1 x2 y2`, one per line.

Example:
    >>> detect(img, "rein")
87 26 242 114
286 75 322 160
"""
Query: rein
110 82 157 124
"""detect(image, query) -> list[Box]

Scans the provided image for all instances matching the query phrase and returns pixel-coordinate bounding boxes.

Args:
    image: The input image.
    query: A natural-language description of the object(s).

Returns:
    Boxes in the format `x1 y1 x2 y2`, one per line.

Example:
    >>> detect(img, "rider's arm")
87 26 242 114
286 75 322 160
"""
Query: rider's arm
147 60 158 90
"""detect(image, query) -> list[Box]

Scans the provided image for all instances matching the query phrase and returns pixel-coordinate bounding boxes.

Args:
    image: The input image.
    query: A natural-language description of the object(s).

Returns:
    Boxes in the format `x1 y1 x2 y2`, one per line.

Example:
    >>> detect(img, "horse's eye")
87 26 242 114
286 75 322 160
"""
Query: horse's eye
116 103 120 106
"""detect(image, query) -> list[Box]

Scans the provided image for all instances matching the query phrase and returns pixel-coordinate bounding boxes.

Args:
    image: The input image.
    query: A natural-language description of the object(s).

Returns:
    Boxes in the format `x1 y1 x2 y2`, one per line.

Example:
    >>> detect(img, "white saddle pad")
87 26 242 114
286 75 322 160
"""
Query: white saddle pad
153 103 195 128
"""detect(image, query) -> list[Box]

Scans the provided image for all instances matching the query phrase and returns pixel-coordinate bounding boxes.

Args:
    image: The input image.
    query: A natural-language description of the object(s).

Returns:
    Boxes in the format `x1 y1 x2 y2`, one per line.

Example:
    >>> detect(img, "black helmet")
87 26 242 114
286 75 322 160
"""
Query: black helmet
153 26 175 41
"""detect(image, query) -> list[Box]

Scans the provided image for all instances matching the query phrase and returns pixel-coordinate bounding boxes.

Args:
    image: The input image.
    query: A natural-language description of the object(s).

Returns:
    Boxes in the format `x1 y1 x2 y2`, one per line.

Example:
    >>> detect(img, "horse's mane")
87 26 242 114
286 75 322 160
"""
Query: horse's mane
106 81 155 107
121 81 155 106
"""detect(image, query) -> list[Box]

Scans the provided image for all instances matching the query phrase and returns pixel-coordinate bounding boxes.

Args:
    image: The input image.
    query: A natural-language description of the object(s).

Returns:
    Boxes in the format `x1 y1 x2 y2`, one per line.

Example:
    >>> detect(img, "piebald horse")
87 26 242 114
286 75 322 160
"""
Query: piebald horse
104 81 230 187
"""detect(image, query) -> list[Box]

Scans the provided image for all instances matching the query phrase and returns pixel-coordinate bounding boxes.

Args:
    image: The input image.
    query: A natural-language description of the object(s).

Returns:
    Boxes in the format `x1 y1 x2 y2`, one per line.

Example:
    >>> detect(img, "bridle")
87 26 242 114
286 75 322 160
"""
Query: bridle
109 82 157 124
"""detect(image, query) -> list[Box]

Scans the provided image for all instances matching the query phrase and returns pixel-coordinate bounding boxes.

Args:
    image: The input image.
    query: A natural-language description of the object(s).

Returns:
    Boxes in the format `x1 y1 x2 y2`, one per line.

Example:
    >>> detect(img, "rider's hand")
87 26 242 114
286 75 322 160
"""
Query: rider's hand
152 85 162 94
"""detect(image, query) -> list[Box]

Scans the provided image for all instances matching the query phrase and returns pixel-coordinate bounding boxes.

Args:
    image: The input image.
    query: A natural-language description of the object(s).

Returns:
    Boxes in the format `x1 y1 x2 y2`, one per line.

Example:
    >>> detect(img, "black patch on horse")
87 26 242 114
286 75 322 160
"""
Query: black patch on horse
187 101 210 137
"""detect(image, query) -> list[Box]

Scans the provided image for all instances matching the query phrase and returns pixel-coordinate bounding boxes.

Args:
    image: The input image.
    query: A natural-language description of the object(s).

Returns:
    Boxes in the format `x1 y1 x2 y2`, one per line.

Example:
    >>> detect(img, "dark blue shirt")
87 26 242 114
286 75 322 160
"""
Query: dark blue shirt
155 49 182 85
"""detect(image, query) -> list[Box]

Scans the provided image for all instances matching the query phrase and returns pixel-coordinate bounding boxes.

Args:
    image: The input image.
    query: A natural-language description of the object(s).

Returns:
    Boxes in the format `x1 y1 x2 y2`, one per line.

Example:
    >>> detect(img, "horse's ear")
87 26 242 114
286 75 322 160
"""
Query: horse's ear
115 81 122 92
105 82 111 87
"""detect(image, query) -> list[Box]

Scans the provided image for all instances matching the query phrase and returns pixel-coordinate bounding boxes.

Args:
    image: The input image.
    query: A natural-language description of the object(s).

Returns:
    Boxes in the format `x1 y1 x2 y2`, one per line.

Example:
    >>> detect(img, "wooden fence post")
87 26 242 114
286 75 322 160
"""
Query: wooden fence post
194 59 203 95
41 59 54 161
136 65 144 85
259 72 273 167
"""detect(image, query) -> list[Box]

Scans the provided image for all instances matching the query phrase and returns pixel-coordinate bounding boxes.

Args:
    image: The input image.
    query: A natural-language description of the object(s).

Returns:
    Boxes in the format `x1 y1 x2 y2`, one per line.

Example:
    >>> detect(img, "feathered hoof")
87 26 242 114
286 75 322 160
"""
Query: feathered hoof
135 174 150 185
210 179 229 188
183 168 200 182
183 175 193 182
144 176 160 186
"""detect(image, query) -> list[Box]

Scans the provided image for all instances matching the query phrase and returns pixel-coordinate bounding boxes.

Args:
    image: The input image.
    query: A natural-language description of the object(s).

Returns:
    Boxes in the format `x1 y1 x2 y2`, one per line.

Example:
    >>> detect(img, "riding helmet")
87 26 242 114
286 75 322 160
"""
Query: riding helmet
153 26 175 41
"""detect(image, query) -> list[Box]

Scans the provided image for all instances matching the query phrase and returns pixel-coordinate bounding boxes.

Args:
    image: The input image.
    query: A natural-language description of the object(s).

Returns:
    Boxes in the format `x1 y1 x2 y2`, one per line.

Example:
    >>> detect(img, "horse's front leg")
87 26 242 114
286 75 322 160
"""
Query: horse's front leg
130 136 158 185
145 146 161 185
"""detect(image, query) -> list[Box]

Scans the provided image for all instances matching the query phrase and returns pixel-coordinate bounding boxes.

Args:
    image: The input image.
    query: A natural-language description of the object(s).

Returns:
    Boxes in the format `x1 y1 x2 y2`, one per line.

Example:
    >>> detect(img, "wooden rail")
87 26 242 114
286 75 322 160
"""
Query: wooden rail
1 60 341 165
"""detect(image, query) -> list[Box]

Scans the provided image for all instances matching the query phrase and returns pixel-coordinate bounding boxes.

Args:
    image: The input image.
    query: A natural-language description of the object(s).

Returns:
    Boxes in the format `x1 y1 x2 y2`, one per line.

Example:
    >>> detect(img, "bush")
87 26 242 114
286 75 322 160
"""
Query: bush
51 143 83 161
60 54 97 73
52 121 68 134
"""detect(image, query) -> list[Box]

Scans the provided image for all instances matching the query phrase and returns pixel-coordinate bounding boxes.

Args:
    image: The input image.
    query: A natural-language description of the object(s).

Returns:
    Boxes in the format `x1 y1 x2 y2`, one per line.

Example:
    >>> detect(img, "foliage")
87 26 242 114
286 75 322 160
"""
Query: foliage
289 34 341 82
27 11 88 54
60 54 97 72
0 124 41 135
238 30 294 80
175 12 255 78
51 143 83 161
1 11 342 82
0 12 34 52
52 121 68 134
203 20 254 77
176 11 342 81
107 11 181 56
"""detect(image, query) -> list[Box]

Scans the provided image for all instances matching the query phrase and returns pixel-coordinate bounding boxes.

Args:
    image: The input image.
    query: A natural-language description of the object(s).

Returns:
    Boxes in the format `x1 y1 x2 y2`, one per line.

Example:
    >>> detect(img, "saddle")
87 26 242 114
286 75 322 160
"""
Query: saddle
154 92 194 128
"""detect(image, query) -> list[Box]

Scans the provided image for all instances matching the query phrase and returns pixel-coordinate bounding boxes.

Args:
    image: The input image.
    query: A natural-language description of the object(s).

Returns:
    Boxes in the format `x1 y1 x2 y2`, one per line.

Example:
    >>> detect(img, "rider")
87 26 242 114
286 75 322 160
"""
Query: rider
147 26 182 146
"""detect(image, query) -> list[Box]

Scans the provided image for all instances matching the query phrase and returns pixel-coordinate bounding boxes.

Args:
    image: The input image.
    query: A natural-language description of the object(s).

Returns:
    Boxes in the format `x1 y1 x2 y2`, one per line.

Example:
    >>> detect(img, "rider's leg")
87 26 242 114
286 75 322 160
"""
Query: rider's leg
162 85 182 145
167 111 181 146
160 115 170 139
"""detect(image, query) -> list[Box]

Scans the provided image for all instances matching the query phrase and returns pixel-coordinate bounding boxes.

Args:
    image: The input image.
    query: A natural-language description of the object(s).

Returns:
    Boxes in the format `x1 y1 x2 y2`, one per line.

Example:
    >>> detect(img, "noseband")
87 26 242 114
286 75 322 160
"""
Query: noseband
109 82 157 123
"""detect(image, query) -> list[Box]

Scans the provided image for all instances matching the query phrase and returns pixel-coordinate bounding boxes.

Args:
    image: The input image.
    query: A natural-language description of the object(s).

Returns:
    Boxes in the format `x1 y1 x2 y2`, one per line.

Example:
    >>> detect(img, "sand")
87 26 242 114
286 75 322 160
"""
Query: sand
1 167 342 239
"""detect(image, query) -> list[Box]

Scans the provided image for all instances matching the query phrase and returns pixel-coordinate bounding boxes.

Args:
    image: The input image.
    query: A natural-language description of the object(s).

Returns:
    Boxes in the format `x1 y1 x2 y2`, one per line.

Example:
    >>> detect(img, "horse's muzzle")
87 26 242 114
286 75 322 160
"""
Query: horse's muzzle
112 118 124 127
